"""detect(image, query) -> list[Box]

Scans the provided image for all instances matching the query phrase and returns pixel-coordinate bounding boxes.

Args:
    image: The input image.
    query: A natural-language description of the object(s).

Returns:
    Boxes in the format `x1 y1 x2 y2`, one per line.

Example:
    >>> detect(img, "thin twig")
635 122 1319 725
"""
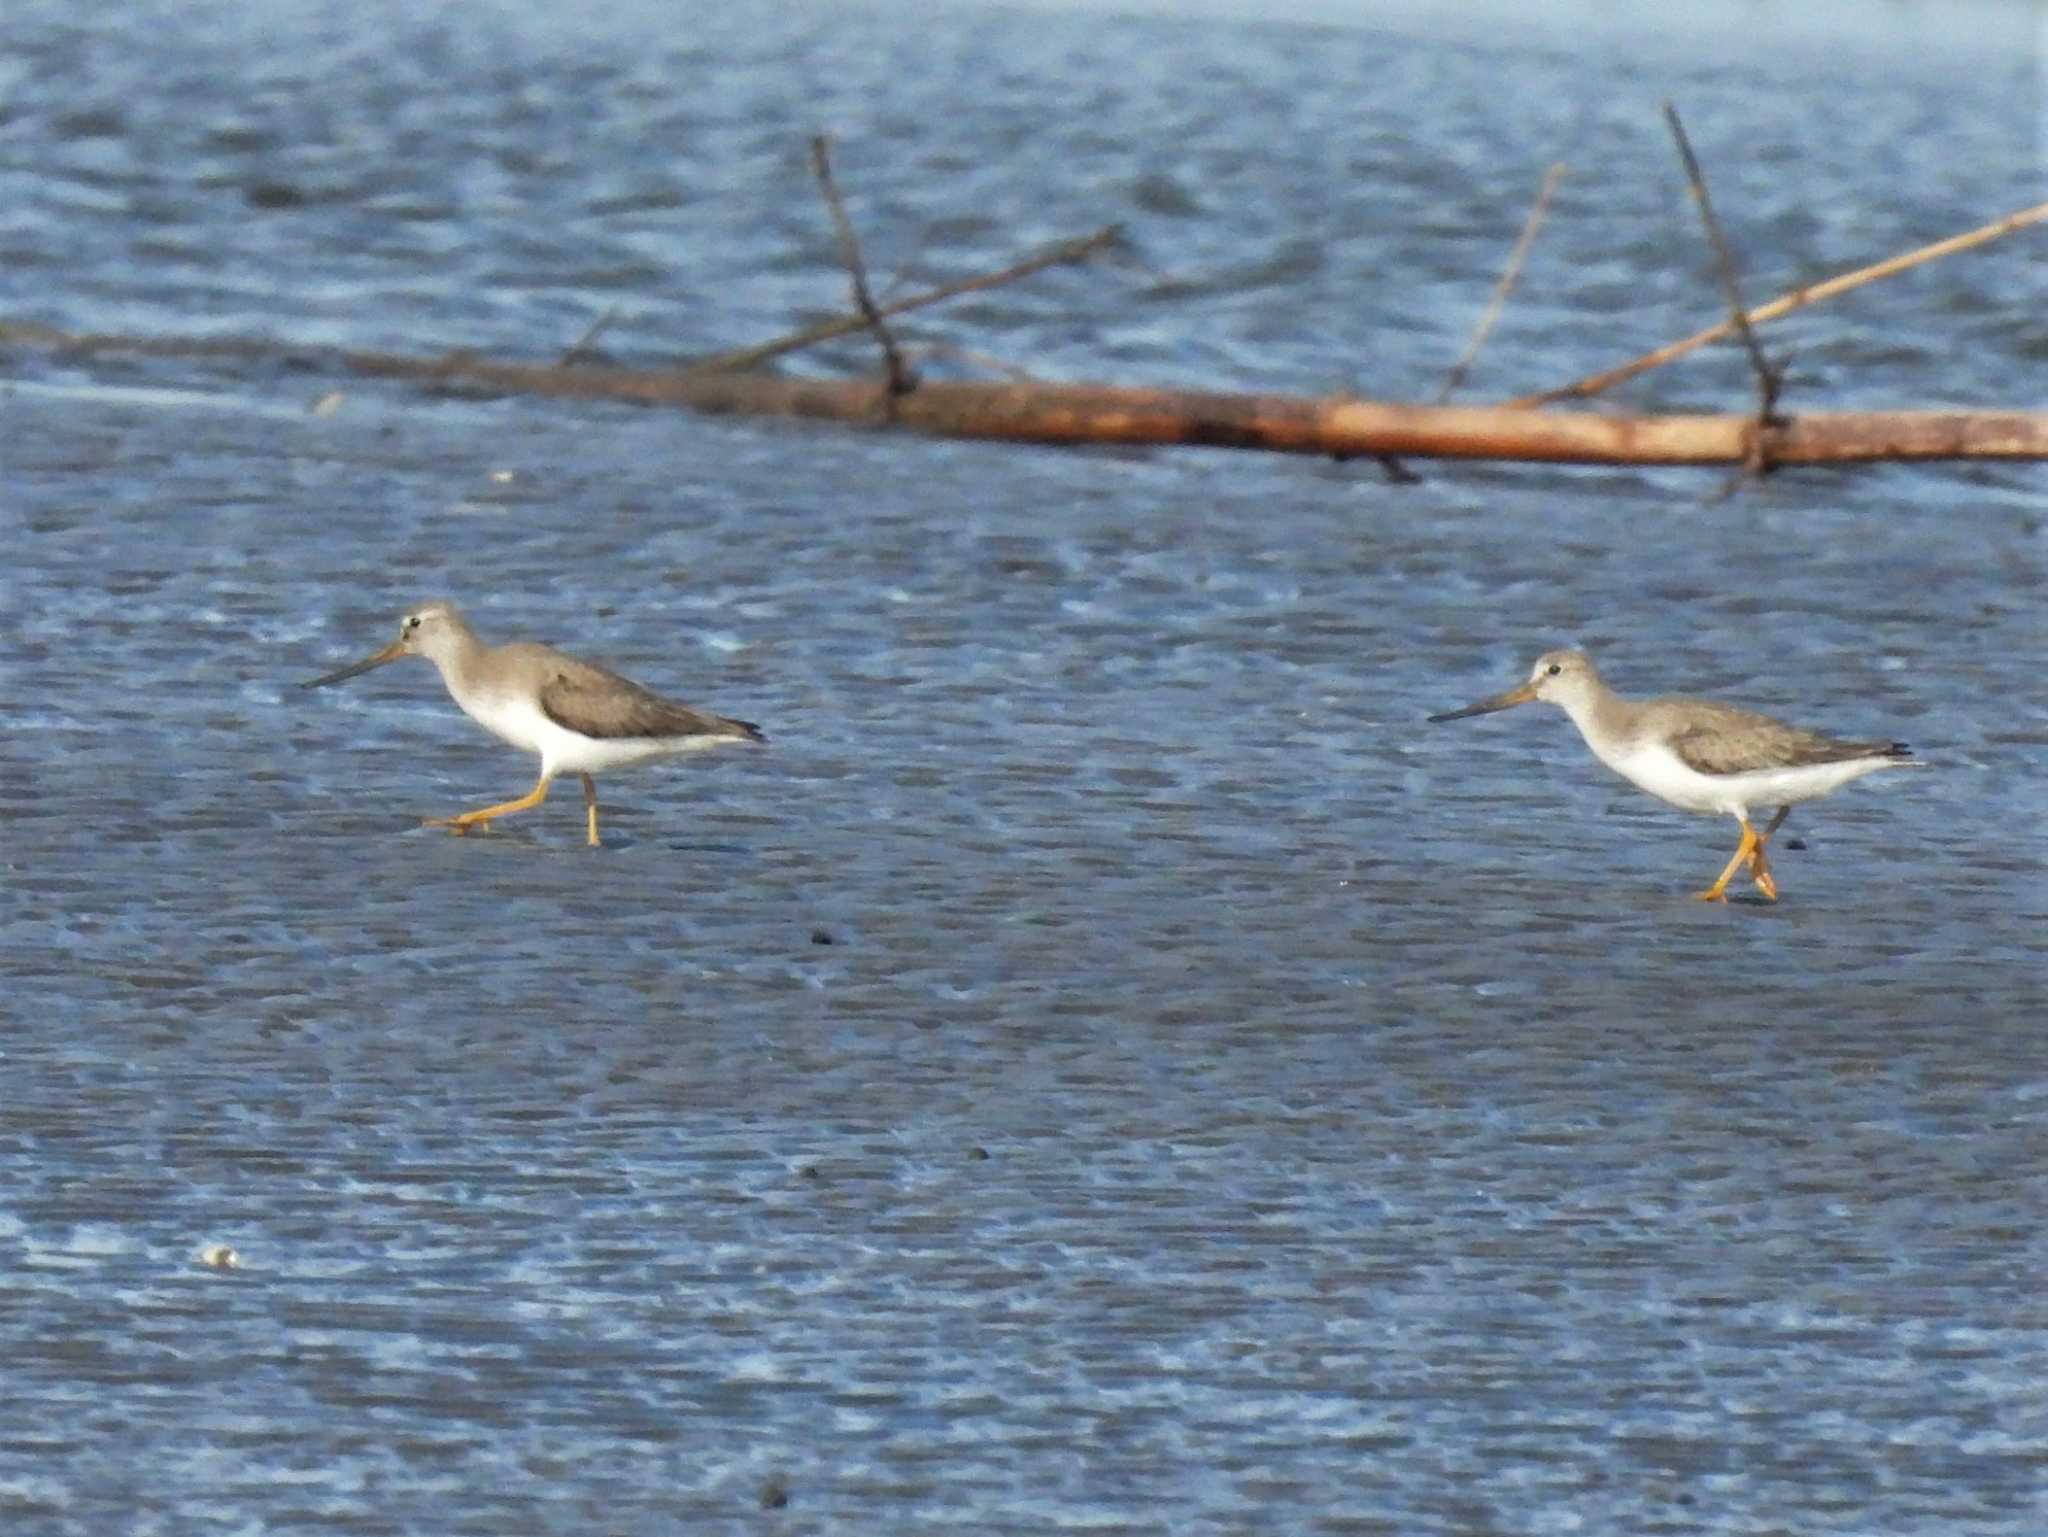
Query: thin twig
810 134 914 398
1435 162 1565 403
689 225 1122 375
1663 102 1781 438
908 339 1042 382
1510 197 2048 406
878 225 938 302
559 305 620 366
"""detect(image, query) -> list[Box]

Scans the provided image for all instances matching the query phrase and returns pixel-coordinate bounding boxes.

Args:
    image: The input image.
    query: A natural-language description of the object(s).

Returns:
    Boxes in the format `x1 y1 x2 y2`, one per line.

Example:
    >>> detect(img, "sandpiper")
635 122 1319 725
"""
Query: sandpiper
1428 649 1919 901
305 601 764 846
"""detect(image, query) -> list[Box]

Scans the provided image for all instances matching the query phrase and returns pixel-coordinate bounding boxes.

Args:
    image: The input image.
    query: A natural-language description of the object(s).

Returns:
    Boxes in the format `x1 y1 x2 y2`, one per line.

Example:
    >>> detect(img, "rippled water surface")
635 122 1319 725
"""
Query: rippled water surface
1 0 2044 1532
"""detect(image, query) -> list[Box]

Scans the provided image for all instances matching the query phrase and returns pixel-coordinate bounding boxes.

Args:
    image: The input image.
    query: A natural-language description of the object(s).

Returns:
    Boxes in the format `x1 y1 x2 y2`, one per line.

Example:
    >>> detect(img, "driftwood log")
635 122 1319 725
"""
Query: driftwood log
4 321 2043 467
340 361 2048 465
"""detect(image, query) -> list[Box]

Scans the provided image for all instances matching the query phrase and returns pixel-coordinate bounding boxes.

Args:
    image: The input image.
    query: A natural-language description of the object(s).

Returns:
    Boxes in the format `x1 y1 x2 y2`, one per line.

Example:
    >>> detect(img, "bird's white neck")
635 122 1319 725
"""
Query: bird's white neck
422 627 489 699
1552 685 1638 771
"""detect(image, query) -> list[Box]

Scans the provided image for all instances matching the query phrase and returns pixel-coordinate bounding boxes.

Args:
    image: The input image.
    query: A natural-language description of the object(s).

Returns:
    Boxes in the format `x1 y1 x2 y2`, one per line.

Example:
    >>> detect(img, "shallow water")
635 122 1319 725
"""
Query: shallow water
1 0 2044 1532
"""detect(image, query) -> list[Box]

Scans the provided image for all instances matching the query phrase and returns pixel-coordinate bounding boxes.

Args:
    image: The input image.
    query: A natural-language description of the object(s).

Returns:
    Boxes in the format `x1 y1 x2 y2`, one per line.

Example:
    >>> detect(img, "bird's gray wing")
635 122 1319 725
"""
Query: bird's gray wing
538 656 756 742
1661 699 1891 776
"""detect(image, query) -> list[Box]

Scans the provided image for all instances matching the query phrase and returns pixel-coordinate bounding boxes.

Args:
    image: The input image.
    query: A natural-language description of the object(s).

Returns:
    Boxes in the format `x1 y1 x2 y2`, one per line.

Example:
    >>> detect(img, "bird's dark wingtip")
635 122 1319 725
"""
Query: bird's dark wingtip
732 718 767 744
1886 742 1913 760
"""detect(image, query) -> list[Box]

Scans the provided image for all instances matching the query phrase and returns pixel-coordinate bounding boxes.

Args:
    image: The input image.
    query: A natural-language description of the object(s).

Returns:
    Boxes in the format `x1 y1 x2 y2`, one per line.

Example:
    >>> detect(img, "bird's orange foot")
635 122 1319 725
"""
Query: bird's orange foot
422 814 489 836
1697 818 1770 905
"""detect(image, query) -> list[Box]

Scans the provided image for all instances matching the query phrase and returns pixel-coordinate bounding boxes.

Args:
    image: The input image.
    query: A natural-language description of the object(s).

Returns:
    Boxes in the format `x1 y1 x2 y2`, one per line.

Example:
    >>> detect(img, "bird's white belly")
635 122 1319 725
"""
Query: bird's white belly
457 691 728 778
1603 741 1889 818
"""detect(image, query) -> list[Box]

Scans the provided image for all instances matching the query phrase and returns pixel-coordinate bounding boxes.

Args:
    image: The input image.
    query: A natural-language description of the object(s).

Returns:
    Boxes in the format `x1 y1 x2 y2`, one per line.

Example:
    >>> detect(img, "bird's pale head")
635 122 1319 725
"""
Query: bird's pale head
1428 648 1600 723
1523 648 1600 707
388 600 468 664
303 599 471 689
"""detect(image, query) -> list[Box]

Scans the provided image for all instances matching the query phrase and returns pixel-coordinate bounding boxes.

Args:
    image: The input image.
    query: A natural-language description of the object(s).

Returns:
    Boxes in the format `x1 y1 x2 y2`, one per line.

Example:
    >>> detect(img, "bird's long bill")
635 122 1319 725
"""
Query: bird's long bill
302 639 405 689
1427 680 1538 723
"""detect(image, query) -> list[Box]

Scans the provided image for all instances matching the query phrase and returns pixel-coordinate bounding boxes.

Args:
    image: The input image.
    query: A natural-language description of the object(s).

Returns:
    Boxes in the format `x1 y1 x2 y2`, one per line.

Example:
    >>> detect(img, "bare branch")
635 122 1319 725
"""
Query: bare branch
689 225 1122 375
1436 162 1565 403
810 134 914 398
1511 198 2048 407
1663 102 1781 440
559 305 620 367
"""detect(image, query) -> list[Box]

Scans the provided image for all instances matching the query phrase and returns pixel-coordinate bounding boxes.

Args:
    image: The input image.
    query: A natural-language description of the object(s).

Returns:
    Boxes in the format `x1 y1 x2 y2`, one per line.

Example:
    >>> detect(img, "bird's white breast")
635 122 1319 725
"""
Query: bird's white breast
1606 741 1740 815
457 687 554 757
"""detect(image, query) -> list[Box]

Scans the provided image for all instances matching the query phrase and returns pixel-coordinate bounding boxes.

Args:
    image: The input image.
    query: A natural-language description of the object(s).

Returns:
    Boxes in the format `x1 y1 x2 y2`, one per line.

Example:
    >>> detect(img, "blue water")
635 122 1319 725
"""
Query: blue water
1 0 2043 1532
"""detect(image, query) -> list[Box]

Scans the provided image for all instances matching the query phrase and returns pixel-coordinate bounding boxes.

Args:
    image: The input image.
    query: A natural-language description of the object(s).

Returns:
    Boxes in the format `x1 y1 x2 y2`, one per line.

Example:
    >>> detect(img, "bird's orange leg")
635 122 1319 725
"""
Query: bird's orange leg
579 773 601 848
425 774 551 836
1695 817 1764 903
1745 805 1791 900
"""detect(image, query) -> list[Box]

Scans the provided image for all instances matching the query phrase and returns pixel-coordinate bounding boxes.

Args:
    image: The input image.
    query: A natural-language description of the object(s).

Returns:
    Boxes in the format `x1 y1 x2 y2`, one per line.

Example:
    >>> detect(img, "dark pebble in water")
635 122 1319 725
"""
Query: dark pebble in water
759 1476 790 1510
810 928 835 945
244 180 308 209
968 1146 990 1161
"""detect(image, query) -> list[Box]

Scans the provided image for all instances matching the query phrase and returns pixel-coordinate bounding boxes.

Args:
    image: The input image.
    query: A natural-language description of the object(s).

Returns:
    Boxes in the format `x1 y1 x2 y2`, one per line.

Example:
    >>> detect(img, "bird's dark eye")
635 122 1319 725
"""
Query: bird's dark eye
404 616 420 632
1546 663 1562 676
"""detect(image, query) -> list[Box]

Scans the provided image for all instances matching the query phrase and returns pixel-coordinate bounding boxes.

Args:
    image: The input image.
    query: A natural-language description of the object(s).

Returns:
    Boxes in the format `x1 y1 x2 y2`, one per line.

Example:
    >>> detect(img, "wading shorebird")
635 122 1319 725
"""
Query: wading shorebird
1427 649 1920 902
305 601 764 847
